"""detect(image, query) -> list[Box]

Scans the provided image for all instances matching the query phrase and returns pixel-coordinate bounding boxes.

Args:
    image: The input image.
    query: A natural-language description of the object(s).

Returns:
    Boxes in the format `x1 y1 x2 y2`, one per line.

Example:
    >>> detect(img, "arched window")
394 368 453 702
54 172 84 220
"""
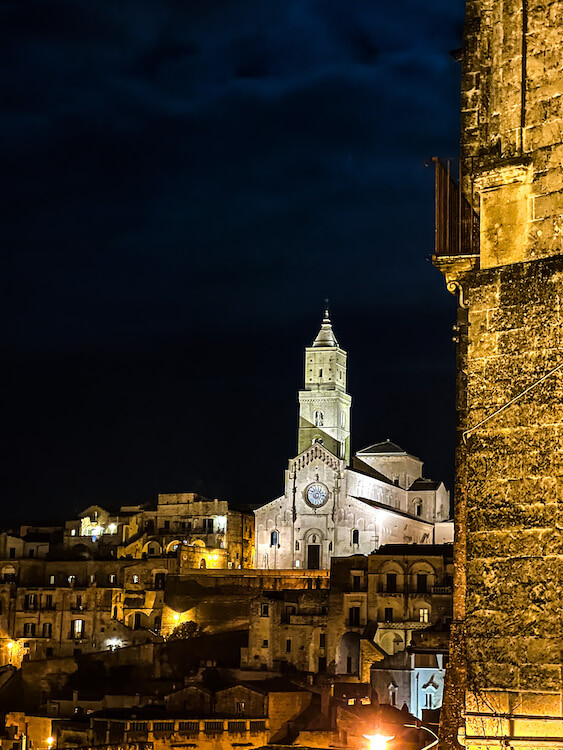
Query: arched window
270 530 279 547
414 498 423 517
352 529 359 545
199 558 206 569
313 410 324 427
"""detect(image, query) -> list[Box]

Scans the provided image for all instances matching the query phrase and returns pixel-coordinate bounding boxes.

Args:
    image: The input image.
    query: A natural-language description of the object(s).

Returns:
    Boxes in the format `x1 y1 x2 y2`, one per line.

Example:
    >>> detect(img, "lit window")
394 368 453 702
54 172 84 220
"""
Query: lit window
70 530 76 536
23 623 35 637
67 575 75 587
72 620 85 639
49 575 55 585
132 574 140 584
419 608 430 623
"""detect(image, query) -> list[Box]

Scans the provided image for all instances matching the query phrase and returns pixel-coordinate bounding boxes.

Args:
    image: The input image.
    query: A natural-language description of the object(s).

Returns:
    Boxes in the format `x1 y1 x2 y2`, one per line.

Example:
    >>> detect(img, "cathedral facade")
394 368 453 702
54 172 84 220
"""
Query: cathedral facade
254 312 450 570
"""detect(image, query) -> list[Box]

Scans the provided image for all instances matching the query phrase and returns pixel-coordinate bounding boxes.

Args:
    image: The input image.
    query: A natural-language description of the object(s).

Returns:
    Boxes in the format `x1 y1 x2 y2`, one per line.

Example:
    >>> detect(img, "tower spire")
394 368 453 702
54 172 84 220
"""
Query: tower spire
313 304 338 348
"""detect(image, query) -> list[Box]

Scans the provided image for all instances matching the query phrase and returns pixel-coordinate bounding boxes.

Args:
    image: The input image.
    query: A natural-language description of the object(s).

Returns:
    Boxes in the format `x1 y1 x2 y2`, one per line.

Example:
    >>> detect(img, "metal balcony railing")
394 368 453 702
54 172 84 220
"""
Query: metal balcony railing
433 158 479 258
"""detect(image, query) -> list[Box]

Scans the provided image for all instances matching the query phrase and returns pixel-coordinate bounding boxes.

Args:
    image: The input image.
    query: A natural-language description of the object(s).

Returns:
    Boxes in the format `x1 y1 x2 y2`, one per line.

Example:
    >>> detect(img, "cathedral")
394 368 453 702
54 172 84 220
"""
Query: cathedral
254 311 451 570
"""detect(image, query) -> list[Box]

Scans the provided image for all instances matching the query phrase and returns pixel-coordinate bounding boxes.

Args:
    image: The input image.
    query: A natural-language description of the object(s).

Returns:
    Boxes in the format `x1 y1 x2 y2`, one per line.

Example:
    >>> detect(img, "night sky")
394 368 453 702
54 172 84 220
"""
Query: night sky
3 0 465 524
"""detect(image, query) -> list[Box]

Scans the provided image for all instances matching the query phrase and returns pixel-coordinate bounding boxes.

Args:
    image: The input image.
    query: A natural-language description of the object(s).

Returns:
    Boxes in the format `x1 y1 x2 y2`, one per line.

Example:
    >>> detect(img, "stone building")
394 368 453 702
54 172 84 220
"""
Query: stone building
433 0 563 746
255 311 451 570
63 494 254 570
326 545 453 684
241 544 453 719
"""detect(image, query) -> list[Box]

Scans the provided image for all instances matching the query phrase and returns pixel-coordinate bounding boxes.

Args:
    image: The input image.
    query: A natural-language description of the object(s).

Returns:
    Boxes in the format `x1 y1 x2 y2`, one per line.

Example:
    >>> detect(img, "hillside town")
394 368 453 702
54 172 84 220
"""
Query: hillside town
0 316 453 750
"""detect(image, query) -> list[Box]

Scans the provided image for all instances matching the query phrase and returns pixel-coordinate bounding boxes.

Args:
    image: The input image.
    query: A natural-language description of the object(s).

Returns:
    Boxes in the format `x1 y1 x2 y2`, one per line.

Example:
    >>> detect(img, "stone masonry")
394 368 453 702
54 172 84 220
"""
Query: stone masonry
435 1 563 748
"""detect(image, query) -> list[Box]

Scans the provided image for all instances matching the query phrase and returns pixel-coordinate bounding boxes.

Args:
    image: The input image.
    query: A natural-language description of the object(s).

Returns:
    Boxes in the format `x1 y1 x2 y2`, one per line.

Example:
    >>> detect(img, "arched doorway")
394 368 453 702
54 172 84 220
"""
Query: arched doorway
305 530 323 570
336 632 361 675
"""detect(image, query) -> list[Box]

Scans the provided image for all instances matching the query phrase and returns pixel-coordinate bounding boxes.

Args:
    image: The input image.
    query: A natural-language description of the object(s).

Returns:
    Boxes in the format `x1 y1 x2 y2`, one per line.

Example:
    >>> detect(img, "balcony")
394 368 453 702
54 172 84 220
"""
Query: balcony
431 585 453 595
433 158 479 258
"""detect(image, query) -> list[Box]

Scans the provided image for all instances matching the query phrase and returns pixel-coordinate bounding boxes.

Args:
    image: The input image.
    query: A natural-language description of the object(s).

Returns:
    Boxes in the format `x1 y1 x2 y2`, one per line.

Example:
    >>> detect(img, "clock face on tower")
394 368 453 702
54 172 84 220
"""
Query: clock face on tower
306 483 328 508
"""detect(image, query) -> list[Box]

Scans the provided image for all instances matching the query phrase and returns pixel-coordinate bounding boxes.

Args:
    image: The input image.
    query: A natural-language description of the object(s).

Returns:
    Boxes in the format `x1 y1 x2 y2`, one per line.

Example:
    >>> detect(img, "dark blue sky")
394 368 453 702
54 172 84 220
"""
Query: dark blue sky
3 0 465 522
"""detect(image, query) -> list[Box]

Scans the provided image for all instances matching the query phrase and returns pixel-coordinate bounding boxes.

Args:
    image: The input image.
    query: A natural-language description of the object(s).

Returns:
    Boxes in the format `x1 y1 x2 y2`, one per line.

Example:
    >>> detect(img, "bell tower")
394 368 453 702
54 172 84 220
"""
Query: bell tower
434 1 563 748
297 309 351 464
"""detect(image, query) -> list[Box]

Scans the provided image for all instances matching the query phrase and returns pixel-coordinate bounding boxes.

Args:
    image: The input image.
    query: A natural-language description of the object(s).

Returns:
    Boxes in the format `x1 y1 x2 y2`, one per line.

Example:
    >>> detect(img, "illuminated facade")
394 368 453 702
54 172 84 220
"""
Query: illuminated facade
434 0 563 746
255 312 451 570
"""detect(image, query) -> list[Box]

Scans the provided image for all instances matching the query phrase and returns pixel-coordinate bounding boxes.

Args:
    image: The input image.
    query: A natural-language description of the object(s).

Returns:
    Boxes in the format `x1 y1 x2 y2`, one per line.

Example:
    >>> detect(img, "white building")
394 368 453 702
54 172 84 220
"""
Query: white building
254 311 450 570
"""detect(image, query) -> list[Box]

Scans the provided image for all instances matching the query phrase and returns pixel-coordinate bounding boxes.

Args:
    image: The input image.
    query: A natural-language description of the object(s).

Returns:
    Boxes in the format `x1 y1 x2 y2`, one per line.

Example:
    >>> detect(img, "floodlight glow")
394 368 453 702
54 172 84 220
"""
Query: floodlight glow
363 734 394 750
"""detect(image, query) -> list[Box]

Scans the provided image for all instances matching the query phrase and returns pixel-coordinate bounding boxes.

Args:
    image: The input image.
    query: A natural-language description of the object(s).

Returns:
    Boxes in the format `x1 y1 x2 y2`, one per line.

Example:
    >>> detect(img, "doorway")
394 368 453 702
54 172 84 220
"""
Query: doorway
307 544 320 570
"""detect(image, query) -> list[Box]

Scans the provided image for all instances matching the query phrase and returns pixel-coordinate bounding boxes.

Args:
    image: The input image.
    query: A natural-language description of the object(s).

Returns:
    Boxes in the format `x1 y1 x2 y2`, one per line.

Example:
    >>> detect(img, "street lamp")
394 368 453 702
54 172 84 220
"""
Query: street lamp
404 723 439 750
363 733 394 750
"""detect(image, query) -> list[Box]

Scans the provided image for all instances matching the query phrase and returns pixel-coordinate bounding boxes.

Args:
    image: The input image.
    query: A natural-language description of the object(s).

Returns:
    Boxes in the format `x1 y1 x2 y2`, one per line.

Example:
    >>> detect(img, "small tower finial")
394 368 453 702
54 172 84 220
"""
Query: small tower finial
324 298 330 320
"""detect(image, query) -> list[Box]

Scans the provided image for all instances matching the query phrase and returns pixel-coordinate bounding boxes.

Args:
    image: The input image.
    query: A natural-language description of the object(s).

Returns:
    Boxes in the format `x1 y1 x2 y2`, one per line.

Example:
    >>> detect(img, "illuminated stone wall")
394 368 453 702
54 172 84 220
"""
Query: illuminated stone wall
437 1 563 746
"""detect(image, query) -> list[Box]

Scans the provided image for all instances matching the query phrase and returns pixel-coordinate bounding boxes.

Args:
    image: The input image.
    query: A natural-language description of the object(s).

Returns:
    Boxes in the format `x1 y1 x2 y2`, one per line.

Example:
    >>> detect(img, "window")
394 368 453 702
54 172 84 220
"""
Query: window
319 633 326 648
261 604 269 617
154 572 166 590
352 575 362 591
386 573 397 593
108 574 117 585
295 541 299 551
89 574 96 585
319 369 323 377
419 608 430 623
313 410 324 427
67 575 76 587
45 594 53 610
132 574 140 584
417 574 428 593
28 549 35 559
42 623 52 638
75 595 83 609
23 623 35 637
236 701 245 716
270 530 279 547
46 647 53 657
318 656 327 672
133 613 142 630
352 529 359 545
348 606 360 626
285 639 291 653
390 690 397 707
262 639 268 648
70 529 76 536
72 620 85 639
415 499 422 517
425 692 433 708
163 520 170 530
24 594 37 610
328 541 332 551
153 616 161 635
340 412 345 427
9 548 15 559
203 518 214 533
346 656 352 673
384 607 393 623
49 575 55 586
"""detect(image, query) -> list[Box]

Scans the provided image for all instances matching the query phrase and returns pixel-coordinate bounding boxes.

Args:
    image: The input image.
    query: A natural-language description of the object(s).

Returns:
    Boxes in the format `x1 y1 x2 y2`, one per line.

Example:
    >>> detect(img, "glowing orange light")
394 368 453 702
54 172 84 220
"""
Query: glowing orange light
363 733 394 750
173 613 180 622
47 737 54 747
